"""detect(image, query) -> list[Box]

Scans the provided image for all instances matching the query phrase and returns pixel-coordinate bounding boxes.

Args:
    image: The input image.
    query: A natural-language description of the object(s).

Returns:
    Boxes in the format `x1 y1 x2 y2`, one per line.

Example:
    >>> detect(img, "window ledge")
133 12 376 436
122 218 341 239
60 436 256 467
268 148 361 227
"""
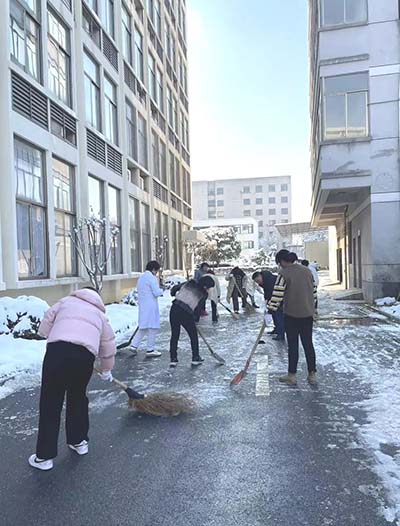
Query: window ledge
15 277 83 289
0 282 6 291
103 273 130 281
321 136 372 146
318 21 368 32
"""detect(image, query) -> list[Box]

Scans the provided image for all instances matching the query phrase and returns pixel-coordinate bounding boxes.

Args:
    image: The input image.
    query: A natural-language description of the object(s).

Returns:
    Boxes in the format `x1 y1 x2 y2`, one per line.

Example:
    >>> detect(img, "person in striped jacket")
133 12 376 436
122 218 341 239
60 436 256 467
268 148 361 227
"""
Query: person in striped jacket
267 250 318 386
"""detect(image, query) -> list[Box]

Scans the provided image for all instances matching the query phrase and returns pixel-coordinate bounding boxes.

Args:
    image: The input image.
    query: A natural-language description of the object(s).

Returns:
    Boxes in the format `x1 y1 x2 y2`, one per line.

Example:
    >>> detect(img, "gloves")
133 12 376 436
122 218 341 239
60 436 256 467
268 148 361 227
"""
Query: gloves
100 370 113 382
264 313 273 325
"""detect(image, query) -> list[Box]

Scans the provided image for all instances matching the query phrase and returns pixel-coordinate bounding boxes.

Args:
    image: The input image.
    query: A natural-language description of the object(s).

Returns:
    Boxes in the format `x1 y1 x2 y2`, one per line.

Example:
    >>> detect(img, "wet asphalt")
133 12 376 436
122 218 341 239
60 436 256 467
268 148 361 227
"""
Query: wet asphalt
0 290 398 526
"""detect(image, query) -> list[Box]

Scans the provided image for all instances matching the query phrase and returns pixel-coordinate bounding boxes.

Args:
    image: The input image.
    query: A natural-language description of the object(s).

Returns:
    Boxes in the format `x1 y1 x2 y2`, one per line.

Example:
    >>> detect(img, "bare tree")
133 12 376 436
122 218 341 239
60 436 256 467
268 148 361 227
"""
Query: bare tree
154 234 169 285
70 217 120 292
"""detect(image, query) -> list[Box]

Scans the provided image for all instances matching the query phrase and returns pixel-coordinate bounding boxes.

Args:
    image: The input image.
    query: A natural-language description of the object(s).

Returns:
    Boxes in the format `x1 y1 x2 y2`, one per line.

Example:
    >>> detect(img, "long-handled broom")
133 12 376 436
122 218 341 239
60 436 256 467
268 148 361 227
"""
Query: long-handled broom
218 301 240 320
94 368 196 416
117 326 139 352
230 321 266 386
232 276 255 315
196 327 226 365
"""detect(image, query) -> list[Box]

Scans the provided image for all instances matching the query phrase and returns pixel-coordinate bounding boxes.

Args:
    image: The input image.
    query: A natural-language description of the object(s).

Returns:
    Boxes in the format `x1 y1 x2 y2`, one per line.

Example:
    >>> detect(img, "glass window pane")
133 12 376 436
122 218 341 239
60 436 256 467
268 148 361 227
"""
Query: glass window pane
17 202 31 278
88 176 103 216
30 206 47 277
347 92 367 136
108 186 119 225
53 158 73 212
345 0 367 23
325 94 346 139
323 0 345 26
15 139 43 203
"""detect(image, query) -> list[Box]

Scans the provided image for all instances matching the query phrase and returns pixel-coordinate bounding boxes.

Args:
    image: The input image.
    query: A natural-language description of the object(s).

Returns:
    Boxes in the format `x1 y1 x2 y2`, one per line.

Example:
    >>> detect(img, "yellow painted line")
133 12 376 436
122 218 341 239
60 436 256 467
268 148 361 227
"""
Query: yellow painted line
256 356 270 397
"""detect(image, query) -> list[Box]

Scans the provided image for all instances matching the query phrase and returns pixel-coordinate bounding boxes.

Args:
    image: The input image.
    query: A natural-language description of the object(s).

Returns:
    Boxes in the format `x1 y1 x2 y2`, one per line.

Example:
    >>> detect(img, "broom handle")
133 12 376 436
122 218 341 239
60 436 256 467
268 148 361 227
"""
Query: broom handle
94 366 129 391
218 301 239 319
232 276 249 304
244 321 266 370
197 327 215 354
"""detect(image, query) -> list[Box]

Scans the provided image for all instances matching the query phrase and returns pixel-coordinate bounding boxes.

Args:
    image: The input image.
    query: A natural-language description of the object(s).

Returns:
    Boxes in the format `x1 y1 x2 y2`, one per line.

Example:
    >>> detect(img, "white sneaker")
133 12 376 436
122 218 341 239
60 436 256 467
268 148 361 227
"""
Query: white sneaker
127 346 138 356
28 454 53 471
146 350 162 358
68 440 89 456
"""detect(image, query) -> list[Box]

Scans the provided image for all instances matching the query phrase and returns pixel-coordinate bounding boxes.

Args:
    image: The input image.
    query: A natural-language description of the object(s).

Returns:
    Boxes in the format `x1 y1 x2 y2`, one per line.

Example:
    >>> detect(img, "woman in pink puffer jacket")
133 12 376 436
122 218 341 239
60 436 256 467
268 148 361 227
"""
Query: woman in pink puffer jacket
29 288 116 471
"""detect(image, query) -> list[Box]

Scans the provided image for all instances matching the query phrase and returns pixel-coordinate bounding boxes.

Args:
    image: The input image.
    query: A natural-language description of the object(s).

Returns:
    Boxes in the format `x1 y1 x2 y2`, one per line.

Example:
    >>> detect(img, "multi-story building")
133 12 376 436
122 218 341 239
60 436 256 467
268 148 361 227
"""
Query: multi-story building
193 217 259 256
192 176 292 248
309 0 400 301
0 0 192 303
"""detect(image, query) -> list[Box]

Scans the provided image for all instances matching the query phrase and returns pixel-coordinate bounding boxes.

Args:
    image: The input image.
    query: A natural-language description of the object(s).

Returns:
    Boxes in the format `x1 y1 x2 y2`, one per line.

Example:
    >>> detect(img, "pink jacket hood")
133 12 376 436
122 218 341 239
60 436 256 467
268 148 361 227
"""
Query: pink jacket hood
70 289 106 312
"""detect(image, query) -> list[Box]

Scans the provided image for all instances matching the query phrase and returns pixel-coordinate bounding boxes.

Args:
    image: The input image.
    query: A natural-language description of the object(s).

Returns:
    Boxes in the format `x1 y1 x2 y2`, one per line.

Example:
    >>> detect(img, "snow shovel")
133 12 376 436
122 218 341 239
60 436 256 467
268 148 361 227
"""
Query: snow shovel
232 276 255 315
218 301 240 320
117 326 139 351
230 321 266 386
94 367 196 416
196 327 226 365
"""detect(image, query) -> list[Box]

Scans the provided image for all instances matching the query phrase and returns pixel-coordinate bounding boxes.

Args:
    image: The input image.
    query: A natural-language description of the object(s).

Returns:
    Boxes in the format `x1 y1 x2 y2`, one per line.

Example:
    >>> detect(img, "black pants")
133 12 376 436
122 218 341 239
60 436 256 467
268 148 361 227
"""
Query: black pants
232 289 247 312
36 342 94 460
169 304 199 361
284 315 316 374
211 300 218 322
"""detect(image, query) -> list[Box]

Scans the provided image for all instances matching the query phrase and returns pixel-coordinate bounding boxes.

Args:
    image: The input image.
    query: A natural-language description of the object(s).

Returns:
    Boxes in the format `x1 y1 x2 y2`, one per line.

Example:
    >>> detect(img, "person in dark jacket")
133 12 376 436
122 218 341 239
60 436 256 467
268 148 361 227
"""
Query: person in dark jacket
252 270 285 340
226 266 249 313
169 276 215 367
194 262 210 316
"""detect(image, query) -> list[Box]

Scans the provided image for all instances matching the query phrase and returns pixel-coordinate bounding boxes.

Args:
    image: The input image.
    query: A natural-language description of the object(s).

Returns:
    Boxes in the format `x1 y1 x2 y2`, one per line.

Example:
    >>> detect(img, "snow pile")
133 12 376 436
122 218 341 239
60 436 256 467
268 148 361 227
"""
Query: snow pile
0 296 49 339
105 303 138 342
163 275 186 289
122 288 138 306
375 297 397 307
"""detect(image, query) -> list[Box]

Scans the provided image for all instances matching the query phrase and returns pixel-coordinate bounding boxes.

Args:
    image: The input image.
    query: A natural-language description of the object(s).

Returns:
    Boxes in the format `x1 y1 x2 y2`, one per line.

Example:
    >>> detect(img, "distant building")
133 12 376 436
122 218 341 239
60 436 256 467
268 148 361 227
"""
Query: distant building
193 218 259 255
192 177 292 248
309 0 400 300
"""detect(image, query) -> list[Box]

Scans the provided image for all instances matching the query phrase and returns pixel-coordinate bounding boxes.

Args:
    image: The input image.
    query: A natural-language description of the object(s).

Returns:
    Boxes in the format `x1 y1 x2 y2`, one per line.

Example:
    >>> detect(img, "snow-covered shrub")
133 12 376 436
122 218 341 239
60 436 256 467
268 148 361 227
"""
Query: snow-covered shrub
0 296 49 339
122 289 138 306
163 275 186 290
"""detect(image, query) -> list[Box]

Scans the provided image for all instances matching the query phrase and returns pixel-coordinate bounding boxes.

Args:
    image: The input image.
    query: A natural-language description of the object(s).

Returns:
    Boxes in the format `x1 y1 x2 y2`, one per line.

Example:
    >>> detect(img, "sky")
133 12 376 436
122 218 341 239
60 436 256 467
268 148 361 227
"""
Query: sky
186 0 311 222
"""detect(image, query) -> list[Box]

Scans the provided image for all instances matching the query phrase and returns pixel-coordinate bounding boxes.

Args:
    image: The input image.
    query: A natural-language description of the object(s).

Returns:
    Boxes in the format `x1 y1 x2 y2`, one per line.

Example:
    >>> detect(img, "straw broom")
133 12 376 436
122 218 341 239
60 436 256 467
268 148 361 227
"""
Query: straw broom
218 301 240 320
230 321 266 386
94 368 196 416
232 276 255 315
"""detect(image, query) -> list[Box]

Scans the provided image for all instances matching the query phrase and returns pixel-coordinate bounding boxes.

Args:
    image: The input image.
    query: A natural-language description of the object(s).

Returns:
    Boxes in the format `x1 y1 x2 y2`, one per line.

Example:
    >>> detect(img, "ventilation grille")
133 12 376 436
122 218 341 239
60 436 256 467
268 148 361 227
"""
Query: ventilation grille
102 33 118 71
50 101 77 146
11 72 48 130
107 144 122 175
183 204 191 219
87 129 106 165
181 146 190 165
61 0 72 9
153 180 168 204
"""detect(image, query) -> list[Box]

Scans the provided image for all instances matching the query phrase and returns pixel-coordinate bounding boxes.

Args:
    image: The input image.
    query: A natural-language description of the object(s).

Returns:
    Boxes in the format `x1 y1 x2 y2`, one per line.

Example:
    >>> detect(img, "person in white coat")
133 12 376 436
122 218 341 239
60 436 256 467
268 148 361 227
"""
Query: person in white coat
130 261 164 358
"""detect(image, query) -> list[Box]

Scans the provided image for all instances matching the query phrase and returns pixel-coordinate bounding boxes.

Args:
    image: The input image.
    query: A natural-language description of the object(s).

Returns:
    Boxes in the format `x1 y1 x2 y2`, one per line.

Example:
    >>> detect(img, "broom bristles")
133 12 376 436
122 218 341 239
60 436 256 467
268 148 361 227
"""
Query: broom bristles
128 392 196 416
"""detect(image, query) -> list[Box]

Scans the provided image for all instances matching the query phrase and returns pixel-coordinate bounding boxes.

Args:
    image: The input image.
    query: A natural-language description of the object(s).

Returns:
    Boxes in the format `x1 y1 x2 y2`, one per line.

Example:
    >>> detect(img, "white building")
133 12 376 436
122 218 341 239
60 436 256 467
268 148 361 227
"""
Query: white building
1 0 192 303
193 176 292 249
309 0 400 301
193 217 259 255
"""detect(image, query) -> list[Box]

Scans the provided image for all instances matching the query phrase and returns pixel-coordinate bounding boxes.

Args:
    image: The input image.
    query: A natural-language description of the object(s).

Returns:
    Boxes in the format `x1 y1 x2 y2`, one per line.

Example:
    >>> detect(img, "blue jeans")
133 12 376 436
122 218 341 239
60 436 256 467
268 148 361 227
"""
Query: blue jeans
272 309 285 338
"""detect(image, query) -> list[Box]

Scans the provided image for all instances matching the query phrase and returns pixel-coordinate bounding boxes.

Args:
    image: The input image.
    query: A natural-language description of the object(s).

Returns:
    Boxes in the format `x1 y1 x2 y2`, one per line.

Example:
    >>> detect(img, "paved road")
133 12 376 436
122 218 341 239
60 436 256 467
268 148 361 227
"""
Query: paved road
0 288 399 525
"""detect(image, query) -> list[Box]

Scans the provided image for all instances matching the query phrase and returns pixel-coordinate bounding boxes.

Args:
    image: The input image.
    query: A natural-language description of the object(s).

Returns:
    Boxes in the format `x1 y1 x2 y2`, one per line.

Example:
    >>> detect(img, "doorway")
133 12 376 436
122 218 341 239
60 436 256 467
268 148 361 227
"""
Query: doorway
357 234 362 289
337 248 343 283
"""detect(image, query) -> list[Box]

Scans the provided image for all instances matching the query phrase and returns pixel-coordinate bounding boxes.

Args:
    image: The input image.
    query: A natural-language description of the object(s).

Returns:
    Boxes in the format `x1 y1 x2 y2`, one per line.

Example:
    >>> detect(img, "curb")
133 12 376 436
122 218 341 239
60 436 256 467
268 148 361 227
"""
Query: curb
365 305 400 325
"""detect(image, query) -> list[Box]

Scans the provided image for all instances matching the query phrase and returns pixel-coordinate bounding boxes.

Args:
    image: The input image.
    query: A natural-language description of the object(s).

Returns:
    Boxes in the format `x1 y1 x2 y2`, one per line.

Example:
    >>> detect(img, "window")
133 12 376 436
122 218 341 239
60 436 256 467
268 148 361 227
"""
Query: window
181 115 189 150
256 198 263 205
108 186 122 274
281 208 289 215
129 196 141 271
151 130 160 180
217 188 224 195
148 54 156 102
122 5 132 65
100 0 114 38
281 196 288 203
126 101 137 160
243 210 251 217
173 96 178 133
243 241 254 249
256 209 263 216
281 184 288 191
10 0 41 81
160 140 167 184
179 55 188 93
243 186 250 194
88 175 104 217
167 87 173 128
269 197 276 204
154 0 162 37
84 51 100 130
86 0 98 11
15 138 47 279
141 203 151 264
321 0 367 27
53 158 76 276
268 185 275 192
104 76 118 144
217 200 224 207
269 219 276 226
269 209 276 215
82 4 101 46
47 10 71 106
243 224 254 234
134 27 144 83
217 211 224 218
243 198 251 205
323 73 369 140
137 114 148 168
156 67 164 113
258 220 263 227
255 185 263 193
208 199 216 207
165 23 176 68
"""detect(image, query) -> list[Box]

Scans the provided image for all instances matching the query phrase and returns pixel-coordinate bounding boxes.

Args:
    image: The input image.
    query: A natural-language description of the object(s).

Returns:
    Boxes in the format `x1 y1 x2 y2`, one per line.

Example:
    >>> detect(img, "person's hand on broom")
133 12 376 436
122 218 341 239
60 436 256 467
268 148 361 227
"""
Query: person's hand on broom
100 370 113 382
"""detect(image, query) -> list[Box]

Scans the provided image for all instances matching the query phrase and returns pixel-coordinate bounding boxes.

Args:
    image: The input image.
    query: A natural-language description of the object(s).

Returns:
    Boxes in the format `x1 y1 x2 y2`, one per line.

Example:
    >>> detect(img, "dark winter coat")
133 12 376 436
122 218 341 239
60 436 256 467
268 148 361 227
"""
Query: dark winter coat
171 280 208 317
260 270 277 301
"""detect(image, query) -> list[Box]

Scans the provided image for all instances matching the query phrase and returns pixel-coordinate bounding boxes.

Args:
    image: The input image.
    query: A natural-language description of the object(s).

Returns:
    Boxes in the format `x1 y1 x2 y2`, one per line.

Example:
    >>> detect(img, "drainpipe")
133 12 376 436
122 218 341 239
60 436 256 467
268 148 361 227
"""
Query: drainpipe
344 206 349 290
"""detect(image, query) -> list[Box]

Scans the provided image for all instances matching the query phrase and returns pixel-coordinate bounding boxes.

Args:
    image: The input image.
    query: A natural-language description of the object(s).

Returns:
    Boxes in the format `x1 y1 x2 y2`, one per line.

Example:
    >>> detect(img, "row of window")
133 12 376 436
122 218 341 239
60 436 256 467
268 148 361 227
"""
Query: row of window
210 183 289 196
208 197 288 207
14 136 186 280
243 209 289 217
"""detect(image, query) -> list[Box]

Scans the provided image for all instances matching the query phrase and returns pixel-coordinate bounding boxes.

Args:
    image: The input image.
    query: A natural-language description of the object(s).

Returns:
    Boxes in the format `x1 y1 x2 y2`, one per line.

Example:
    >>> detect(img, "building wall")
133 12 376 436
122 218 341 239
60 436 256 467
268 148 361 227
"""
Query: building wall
1 0 191 303
193 176 292 248
309 0 400 301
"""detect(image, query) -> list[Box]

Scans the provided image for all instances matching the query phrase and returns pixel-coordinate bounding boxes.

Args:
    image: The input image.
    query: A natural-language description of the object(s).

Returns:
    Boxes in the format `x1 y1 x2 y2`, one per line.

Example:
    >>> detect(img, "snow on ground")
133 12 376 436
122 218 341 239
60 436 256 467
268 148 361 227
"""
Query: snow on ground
0 282 175 401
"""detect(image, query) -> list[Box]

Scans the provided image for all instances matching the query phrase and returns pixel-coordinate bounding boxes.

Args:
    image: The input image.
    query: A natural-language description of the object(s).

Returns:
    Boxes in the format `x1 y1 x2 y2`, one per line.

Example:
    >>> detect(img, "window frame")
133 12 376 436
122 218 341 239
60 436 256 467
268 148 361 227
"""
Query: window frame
104 74 118 145
47 8 71 107
320 0 368 28
10 0 41 82
108 184 122 274
83 49 101 131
